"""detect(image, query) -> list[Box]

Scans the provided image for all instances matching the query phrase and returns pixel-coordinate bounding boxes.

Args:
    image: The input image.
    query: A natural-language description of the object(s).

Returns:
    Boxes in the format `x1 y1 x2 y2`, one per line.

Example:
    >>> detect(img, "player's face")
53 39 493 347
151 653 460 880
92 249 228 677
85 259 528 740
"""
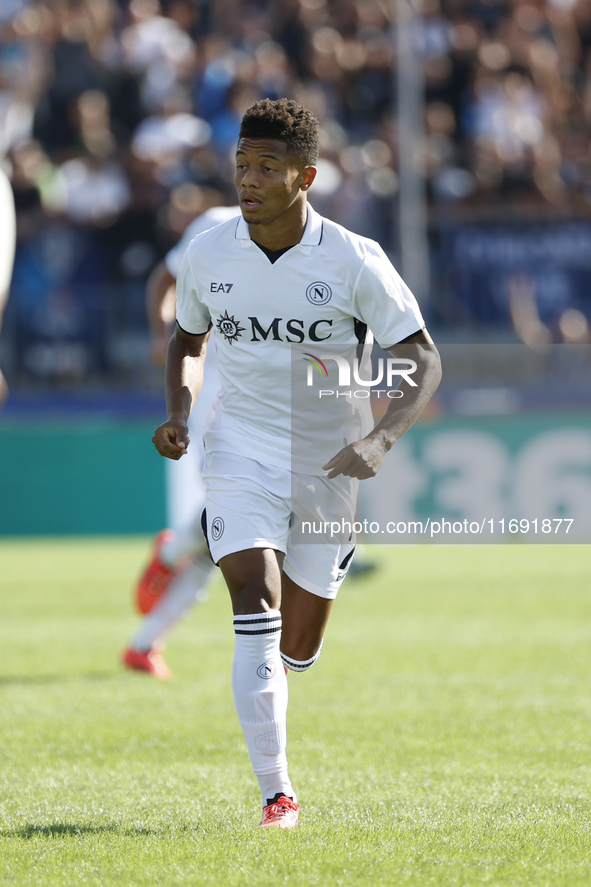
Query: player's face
234 138 315 227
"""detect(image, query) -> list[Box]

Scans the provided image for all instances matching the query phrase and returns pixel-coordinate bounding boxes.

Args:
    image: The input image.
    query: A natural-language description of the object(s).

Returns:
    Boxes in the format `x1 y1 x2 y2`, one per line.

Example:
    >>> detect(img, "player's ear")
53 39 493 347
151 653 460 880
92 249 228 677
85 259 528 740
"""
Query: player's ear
301 165 317 192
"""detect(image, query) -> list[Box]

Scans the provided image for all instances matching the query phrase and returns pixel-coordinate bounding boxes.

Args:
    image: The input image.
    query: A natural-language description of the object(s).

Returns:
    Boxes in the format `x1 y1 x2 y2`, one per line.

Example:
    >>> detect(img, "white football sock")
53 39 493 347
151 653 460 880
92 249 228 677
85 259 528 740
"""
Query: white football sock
232 611 295 806
281 639 324 673
130 553 214 651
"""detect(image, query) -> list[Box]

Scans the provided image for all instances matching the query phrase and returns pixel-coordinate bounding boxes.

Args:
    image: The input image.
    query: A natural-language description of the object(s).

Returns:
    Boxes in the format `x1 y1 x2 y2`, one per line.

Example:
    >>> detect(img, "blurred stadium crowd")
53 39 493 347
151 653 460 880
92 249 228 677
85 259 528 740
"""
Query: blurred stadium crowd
1 0 590 391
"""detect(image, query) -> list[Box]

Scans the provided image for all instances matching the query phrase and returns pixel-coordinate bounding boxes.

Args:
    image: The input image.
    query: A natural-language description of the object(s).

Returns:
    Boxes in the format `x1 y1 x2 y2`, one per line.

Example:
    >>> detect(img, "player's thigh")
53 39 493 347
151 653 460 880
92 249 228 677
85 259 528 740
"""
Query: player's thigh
280 573 334 662
203 452 291 614
281 540 355 662
219 547 284 615
283 538 356 601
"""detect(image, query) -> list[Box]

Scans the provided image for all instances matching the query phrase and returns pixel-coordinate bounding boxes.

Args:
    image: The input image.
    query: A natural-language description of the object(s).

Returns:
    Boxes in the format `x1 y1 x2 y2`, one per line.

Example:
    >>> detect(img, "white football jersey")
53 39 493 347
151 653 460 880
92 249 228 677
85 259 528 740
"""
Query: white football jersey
165 205 241 410
176 205 424 474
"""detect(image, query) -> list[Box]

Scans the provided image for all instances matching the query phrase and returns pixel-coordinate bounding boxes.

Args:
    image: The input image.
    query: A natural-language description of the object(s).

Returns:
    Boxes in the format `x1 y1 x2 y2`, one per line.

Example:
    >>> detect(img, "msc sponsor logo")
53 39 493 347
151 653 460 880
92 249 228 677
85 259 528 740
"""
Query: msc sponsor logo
249 317 333 342
216 310 245 344
306 281 332 306
257 661 276 680
216 311 334 343
211 516 225 540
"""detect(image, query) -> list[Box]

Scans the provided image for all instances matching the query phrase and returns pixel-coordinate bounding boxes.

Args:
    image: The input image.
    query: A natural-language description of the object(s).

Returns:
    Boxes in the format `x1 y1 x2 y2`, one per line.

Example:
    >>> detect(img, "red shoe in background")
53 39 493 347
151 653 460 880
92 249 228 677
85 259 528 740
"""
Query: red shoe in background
121 646 171 679
135 529 176 614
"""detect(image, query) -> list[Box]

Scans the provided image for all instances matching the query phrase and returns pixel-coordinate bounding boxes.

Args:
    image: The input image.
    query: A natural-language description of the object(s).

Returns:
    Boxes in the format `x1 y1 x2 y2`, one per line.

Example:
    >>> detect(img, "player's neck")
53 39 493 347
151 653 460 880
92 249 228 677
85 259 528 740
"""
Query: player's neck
248 199 308 252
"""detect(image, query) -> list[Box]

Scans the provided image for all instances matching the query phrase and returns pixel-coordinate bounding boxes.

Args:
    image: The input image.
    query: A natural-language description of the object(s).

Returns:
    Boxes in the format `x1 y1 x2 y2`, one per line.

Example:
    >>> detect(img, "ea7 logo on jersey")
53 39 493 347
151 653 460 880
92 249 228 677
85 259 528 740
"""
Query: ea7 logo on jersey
216 310 245 344
306 281 332 305
210 282 234 293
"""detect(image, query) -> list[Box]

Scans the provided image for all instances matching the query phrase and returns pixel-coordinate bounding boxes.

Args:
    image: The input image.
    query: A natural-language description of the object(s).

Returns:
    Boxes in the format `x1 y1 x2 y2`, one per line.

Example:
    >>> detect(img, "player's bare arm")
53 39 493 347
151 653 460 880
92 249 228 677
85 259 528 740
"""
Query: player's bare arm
0 168 16 406
146 261 176 365
323 329 442 479
152 323 209 460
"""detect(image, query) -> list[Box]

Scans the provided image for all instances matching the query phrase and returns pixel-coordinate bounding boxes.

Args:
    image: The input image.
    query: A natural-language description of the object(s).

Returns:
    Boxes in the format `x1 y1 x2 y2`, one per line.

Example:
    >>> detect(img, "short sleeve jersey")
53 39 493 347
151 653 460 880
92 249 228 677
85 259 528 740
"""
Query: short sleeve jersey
165 206 241 381
176 205 425 474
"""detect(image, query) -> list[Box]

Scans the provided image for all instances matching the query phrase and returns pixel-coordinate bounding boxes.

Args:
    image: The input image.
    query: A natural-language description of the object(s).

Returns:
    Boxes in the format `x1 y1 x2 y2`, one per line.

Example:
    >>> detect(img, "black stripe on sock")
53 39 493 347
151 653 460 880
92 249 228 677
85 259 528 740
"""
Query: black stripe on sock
281 655 315 671
234 626 282 636
233 616 282 626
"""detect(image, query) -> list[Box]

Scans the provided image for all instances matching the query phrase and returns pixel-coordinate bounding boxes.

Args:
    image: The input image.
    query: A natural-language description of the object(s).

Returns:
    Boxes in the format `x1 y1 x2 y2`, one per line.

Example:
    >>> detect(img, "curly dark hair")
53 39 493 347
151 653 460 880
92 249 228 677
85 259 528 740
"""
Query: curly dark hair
239 98 320 166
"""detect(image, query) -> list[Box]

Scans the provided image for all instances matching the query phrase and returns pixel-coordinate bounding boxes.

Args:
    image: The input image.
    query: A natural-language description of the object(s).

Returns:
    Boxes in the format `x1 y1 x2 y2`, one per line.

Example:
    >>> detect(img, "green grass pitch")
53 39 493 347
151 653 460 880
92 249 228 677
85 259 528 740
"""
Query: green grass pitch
1 539 590 886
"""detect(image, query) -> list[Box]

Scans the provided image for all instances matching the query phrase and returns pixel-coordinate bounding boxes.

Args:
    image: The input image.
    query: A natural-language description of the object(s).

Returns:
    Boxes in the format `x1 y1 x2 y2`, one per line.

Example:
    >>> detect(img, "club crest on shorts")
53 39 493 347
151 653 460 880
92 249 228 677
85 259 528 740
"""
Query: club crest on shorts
257 661 276 680
306 281 332 306
216 310 245 344
211 516 224 540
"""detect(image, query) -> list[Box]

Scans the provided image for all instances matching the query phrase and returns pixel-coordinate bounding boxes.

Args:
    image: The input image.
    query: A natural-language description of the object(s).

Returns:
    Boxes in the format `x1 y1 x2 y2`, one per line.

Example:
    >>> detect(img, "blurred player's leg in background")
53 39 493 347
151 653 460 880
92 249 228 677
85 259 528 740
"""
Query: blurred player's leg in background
123 538 214 680
121 210 239 677
347 544 378 578
122 354 219 677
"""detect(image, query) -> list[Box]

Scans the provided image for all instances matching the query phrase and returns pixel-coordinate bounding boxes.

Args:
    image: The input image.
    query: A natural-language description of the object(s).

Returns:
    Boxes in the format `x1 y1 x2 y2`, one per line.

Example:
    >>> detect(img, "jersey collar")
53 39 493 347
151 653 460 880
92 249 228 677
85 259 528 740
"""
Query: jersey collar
235 204 323 247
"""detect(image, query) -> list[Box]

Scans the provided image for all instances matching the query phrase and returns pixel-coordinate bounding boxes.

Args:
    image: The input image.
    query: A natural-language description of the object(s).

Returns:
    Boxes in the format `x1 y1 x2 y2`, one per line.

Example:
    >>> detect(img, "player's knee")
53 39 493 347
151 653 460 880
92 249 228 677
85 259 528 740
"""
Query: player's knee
280 639 324 673
220 550 282 611
225 574 279 613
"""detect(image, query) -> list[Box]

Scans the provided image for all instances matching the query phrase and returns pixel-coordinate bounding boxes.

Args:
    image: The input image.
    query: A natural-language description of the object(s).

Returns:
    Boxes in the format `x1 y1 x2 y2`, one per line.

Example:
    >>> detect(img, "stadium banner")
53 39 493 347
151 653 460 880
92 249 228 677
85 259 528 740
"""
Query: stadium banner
291 344 591 544
437 222 591 328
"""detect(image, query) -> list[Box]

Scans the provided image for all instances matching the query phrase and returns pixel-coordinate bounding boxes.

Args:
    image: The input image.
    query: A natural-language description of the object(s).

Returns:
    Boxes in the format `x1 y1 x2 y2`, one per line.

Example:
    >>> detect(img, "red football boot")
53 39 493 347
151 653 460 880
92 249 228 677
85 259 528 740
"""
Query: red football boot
121 646 171 679
135 529 177 614
259 794 300 829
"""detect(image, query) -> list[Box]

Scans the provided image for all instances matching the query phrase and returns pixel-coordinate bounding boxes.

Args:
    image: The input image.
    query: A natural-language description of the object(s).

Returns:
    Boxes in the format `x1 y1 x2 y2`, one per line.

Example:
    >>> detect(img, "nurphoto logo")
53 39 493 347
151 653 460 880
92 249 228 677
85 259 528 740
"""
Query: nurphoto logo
303 352 417 398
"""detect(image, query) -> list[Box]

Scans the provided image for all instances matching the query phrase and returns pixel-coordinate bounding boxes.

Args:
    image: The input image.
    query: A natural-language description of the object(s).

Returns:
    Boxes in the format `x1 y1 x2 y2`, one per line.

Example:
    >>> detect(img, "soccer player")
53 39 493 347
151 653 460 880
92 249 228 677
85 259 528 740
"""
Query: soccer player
0 167 16 407
152 99 442 827
122 202 240 678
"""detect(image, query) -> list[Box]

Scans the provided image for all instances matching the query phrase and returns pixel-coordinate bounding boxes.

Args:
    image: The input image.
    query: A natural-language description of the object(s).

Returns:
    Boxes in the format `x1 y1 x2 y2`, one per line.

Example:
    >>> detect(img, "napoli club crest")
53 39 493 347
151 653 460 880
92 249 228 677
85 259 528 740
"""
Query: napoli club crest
211 516 225 540
306 281 332 306
257 662 276 680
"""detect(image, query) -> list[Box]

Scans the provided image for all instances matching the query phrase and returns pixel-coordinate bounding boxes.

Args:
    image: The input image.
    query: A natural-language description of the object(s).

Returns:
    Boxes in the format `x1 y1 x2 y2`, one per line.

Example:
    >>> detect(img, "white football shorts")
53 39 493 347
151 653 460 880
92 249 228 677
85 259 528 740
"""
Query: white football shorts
201 451 358 599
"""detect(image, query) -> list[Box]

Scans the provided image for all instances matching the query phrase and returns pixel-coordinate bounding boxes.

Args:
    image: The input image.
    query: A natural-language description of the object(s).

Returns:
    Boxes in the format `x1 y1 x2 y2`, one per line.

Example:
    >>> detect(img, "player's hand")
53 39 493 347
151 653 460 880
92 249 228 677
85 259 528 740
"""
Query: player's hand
323 437 388 480
152 418 190 460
